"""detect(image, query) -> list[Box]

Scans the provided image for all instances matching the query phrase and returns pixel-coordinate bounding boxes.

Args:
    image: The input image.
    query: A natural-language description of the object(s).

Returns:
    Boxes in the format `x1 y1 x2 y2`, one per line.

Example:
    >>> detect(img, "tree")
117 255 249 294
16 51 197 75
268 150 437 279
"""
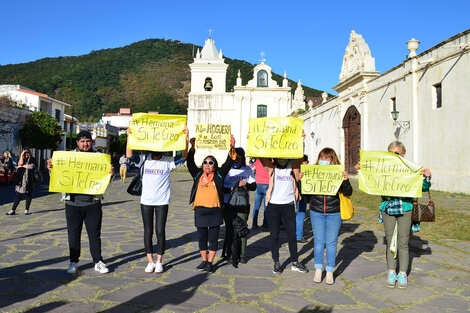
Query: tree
109 133 127 155
19 111 63 150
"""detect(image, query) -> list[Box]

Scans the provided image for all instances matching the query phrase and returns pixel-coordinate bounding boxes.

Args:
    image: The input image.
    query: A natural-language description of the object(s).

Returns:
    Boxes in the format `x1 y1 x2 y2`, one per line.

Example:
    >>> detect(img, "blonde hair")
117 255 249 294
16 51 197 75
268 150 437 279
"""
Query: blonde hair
387 141 406 154
315 148 341 165
3 151 11 158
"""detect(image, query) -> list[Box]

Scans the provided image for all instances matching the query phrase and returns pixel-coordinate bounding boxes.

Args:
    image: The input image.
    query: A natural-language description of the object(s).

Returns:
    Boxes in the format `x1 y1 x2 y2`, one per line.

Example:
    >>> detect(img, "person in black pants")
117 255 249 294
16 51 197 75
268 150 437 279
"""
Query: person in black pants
6 149 36 215
187 137 236 274
261 156 309 275
47 131 114 275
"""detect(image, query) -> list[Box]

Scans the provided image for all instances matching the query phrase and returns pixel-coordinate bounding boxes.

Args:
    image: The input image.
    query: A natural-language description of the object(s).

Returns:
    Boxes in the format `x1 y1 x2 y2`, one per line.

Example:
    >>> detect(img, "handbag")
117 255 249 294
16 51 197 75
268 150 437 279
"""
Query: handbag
229 184 249 207
412 191 435 222
339 192 355 220
127 156 146 196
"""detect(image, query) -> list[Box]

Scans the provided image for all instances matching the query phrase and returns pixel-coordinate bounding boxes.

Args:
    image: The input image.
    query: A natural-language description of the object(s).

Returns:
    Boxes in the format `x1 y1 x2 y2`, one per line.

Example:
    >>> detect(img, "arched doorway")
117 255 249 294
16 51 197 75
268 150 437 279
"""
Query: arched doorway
342 105 361 174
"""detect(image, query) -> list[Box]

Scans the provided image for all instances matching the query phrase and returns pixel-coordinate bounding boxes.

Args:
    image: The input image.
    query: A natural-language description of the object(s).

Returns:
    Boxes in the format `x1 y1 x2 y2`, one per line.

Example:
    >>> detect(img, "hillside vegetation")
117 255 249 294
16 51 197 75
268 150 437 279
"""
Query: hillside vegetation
0 39 326 121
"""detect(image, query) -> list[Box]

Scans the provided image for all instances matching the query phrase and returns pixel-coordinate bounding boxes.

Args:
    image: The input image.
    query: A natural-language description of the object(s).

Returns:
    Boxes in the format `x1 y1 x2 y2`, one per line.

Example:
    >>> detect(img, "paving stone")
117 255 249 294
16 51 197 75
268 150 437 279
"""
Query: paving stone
204 286 232 299
332 309 378 313
413 274 463 289
81 276 140 291
312 290 356 306
164 269 228 286
24 301 105 313
258 301 302 313
270 293 315 311
0 250 31 263
218 264 276 278
336 257 384 281
355 277 436 305
233 277 278 294
349 288 394 309
410 261 442 272
206 302 259 313
102 281 219 312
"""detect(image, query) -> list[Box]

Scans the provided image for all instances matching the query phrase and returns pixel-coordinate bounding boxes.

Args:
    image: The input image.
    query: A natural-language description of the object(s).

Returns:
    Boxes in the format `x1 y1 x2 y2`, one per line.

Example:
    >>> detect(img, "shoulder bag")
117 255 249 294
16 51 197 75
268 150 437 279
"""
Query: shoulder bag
412 191 435 222
229 184 249 207
339 192 355 220
127 155 146 196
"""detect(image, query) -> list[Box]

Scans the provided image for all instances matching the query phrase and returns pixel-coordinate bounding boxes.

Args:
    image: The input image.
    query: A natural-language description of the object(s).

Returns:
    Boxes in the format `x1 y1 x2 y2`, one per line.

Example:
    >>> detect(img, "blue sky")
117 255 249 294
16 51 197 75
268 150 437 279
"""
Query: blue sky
1 0 469 94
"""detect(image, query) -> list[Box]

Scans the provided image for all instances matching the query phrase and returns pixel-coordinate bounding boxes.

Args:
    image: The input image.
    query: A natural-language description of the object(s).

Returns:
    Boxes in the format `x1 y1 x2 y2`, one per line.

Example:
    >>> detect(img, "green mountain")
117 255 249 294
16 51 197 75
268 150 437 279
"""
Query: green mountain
0 39 327 121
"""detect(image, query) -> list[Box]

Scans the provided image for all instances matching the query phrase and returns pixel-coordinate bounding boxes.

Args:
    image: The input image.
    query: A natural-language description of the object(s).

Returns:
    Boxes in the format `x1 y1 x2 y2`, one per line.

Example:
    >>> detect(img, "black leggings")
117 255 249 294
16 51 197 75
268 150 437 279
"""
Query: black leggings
141 204 168 255
197 226 220 251
11 191 33 212
265 202 298 263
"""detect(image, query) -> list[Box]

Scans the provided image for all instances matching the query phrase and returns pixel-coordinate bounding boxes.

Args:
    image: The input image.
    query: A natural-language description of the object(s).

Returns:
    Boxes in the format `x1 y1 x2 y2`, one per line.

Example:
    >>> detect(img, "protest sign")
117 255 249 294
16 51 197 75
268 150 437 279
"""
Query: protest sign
358 150 424 197
195 124 231 150
301 164 344 195
246 117 303 158
49 151 111 195
127 113 187 151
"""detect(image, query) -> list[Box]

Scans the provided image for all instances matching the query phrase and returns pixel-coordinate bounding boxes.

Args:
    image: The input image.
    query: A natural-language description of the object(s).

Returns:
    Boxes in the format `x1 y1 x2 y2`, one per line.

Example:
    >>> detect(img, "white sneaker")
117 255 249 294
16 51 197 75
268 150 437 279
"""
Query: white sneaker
94 261 109 274
155 261 163 273
66 262 78 274
145 262 156 273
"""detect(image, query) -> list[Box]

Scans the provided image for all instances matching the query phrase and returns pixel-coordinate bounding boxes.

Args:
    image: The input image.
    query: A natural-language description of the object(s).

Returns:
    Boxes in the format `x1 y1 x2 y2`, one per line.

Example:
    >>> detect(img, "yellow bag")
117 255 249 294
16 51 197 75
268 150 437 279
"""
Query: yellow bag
339 192 355 220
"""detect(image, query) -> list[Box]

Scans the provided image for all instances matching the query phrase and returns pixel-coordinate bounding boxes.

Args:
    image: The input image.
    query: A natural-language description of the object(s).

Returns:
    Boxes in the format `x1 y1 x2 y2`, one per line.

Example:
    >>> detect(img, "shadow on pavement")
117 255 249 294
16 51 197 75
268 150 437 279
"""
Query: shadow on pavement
299 306 333 313
0 227 67 243
334 230 377 276
408 234 432 274
100 273 209 312
0 257 74 310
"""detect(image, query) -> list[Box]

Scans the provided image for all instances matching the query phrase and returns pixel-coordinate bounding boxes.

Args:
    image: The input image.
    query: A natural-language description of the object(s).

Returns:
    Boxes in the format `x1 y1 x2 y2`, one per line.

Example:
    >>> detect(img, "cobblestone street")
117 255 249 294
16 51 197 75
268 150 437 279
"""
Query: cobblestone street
0 171 469 313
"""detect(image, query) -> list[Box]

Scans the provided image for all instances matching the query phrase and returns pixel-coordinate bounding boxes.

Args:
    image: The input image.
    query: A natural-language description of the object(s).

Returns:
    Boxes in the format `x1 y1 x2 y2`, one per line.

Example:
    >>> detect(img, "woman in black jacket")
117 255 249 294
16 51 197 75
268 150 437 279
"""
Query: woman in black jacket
187 138 236 273
308 148 352 285
6 149 37 215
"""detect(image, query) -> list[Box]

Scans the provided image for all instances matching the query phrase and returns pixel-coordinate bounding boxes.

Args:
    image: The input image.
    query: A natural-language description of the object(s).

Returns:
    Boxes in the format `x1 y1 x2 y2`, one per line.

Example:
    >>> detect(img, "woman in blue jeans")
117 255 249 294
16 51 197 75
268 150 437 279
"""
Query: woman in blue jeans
308 148 352 285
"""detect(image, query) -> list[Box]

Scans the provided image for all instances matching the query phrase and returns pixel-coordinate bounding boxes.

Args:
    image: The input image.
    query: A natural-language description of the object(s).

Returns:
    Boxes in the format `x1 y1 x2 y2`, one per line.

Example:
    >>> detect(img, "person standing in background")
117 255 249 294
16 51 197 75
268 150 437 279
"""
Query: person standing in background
119 154 129 183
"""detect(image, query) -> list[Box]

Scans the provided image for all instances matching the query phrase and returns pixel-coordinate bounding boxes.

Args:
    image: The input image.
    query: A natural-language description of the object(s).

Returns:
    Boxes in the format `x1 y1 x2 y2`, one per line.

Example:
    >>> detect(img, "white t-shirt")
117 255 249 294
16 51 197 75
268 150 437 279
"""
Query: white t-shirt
269 167 295 204
140 155 177 206
223 165 256 203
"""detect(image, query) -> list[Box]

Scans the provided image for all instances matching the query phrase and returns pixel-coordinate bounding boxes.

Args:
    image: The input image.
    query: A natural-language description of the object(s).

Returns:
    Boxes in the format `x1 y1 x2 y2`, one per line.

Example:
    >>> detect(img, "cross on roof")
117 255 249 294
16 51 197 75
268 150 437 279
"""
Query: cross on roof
208 29 213 39
259 51 266 63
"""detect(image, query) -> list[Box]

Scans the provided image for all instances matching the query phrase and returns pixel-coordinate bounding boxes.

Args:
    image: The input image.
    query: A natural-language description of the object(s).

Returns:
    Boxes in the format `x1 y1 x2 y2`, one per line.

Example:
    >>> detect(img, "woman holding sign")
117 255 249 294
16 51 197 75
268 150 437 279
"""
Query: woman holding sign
126 128 188 274
307 148 352 285
356 141 431 289
187 137 237 274
262 157 309 275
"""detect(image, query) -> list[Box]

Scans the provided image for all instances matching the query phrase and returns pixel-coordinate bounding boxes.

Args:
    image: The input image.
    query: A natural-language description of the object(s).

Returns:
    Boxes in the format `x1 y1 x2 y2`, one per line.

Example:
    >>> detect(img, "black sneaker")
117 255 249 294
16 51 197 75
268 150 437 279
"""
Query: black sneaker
5 210 15 215
252 222 259 229
273 262 282 275
297 238 308 244
204 262 215 274
261 225 269 232
291 262 309 273
196 261 207 271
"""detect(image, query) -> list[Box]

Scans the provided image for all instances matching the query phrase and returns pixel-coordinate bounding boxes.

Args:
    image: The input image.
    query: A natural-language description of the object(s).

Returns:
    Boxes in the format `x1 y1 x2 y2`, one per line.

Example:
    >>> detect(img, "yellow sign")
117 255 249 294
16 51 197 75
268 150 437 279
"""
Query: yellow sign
358 150 424 197
246 117 303 158
49 151 111 195
301 164 345 195
127 113 187 151
195 124 231 150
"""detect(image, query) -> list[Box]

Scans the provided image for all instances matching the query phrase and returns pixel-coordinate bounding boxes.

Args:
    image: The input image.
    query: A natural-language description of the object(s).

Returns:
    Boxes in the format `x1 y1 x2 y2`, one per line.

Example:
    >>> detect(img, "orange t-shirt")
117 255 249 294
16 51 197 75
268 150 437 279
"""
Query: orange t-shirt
193 181 220 208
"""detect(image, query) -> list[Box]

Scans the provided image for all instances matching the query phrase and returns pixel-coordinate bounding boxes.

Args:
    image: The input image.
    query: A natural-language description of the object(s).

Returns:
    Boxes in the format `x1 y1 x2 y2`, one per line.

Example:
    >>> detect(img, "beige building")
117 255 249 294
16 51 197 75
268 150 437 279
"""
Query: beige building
301 29 470 193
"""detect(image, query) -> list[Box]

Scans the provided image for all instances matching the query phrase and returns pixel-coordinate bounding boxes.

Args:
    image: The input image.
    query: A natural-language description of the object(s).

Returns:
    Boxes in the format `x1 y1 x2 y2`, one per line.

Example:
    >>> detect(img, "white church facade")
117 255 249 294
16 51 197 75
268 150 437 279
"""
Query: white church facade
301 29 470 194
187 37 305 163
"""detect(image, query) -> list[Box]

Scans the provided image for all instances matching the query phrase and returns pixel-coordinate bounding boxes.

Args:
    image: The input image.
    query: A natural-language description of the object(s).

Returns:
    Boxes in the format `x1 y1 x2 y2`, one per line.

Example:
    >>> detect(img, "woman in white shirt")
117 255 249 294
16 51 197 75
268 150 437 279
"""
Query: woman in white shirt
126 129 188 274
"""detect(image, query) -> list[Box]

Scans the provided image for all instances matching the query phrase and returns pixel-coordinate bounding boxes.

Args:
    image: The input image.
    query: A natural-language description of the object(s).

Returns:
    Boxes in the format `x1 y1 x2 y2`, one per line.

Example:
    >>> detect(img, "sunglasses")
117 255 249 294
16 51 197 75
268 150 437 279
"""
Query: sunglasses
203 160 215 165
394 152 400 155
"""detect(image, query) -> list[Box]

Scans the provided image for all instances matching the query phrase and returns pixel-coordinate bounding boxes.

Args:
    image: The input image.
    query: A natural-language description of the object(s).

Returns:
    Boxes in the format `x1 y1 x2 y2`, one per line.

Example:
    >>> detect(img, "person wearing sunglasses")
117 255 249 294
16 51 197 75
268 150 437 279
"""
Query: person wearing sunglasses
187 137 237 273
